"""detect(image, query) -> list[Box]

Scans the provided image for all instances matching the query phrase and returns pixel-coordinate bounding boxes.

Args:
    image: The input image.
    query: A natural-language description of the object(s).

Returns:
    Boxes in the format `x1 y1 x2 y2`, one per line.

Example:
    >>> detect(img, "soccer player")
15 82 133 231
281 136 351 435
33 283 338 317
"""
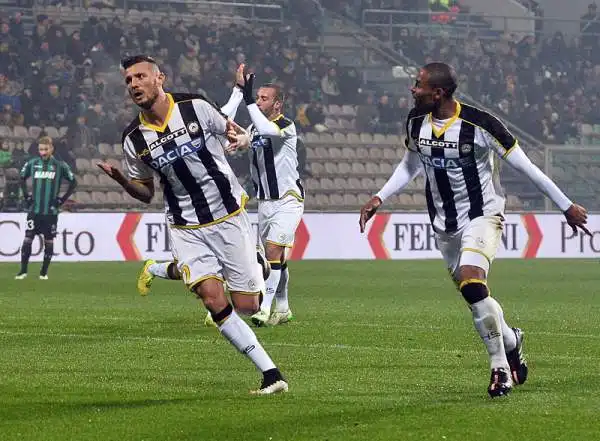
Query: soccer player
136 65 265 297
98 55 287 394
359 62 591 398
227 68 304 327
15 136 77 280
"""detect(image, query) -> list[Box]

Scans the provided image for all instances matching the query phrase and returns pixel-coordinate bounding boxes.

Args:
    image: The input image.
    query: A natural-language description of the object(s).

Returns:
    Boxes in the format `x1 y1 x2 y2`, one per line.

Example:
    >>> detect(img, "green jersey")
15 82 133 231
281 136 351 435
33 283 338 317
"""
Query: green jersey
20 156 76 215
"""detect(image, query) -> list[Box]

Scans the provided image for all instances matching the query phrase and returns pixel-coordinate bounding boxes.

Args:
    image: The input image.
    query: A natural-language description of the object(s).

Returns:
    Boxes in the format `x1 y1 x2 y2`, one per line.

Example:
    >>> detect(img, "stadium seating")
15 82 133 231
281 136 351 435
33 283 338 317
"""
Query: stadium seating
3 2 595 213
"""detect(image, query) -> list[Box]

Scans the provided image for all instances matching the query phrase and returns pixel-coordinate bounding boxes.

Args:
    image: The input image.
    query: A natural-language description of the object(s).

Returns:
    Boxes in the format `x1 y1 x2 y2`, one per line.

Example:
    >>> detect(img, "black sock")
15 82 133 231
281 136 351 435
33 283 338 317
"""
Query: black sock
20 240 32 274
211 303 233 324
40 241 54 276
167 262 181 280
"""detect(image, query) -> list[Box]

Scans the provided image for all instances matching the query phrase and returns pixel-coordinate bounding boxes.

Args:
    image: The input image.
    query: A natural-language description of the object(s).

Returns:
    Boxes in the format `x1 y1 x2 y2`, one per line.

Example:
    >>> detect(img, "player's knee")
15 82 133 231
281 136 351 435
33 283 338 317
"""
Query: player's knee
459 251 490 276
192 279 228 311
458 264 486 282
24 232 35 241
231 292 260 315
265 243 285 263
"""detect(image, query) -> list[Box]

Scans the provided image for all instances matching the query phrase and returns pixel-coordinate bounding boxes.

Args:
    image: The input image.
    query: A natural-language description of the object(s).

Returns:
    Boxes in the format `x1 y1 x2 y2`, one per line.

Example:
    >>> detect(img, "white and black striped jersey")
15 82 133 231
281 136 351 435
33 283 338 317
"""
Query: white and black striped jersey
248 115 304 201
406 101 517 234
122 93 246 227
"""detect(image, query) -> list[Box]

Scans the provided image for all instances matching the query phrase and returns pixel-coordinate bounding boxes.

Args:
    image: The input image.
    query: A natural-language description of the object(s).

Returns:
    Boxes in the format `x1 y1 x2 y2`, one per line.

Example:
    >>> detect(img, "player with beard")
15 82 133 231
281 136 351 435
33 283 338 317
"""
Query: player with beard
98 55 287 394
359 62 590 397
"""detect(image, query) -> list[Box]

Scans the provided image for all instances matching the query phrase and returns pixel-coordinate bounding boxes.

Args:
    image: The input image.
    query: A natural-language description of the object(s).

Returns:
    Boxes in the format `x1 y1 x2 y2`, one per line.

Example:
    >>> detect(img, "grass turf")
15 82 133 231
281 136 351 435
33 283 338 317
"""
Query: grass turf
0 259 599 440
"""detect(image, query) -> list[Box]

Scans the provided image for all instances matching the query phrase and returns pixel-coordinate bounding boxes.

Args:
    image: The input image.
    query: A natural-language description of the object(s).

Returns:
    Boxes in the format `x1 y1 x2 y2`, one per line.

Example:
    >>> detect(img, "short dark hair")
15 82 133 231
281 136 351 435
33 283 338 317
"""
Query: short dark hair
423 62 458 97
261 83 286 103
121 54 159 70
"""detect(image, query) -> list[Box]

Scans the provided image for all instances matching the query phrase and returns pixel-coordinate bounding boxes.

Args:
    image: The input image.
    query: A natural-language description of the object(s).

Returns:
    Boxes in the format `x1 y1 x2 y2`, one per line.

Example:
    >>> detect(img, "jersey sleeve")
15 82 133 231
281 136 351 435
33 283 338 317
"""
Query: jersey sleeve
278 119 296 139
478 113 518 158
19 160 31 179
62 161 76 182
123 137 154 182
192 99 228 136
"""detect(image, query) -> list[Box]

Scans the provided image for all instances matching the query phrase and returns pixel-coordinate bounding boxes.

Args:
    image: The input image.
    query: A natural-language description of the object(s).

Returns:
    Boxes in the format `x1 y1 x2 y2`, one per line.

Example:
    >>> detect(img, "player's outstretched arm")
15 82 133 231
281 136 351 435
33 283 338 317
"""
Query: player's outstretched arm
359 149 422 233
503 145 591 235
220 65 245 119
97 162 154 204
238 69 282 137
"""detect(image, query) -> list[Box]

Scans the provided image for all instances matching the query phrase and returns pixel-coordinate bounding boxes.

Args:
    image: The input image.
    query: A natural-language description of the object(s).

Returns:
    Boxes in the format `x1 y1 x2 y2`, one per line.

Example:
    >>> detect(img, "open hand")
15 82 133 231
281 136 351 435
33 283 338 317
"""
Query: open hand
235 63 245 88
97 161 123 181
225 119 250 154
564 203 592 236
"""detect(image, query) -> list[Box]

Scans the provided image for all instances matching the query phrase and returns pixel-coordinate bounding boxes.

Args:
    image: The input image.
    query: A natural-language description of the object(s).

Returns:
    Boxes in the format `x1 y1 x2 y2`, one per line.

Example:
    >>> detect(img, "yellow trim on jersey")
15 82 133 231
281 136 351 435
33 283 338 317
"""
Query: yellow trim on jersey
266 239 293 248
131 178 153 184
169 194 249 230
459 117 517 156
188 275 225 292
430 101 461 138
458 278 487 290
282 190 304 202
502 140 518 159
230 290 262 296
462 247 492 264
139 93 175 133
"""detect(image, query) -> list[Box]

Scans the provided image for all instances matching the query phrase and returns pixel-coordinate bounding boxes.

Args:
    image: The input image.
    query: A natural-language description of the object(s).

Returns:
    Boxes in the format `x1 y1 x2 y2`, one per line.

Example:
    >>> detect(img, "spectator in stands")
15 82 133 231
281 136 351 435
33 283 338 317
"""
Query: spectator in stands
320 67 341 104
0 140 11 169
66 115 96 150
581 2 600 53
377 93 398 134
299 101 326 132
10 141 28 170
356 93 378 132
0 73 21 114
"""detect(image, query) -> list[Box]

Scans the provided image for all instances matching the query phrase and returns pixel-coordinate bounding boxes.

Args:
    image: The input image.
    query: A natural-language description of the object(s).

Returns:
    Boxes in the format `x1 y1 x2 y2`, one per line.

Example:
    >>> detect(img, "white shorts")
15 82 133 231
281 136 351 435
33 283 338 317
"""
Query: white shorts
169 210 265 294
257 195 304 248
436 215 504 281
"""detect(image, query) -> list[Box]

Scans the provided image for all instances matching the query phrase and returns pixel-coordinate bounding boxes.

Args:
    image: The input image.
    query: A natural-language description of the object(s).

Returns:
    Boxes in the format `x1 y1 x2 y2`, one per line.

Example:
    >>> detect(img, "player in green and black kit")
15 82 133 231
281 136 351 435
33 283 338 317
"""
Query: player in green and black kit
15 136 77 280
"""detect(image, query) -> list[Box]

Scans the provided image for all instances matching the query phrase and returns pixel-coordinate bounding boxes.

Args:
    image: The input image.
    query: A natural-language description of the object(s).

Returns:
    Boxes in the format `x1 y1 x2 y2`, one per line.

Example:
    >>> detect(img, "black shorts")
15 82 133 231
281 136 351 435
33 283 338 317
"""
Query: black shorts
26 214 58 239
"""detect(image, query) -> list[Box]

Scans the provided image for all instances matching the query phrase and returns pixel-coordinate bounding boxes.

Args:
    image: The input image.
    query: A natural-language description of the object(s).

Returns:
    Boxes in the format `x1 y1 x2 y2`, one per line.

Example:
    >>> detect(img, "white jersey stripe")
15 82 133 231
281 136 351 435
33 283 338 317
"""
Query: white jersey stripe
122 93 245 227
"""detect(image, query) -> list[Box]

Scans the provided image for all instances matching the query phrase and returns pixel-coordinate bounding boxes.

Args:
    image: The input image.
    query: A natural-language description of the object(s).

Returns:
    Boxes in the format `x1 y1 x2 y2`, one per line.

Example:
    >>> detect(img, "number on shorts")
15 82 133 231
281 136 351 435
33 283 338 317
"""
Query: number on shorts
26 219 34 230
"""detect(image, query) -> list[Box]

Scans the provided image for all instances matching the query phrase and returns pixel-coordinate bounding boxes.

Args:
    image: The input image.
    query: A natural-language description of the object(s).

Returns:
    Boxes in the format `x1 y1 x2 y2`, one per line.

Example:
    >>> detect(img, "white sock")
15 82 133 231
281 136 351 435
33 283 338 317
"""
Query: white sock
218 309 276 372
471 297 509 370
275 264 289 312
148 262 170 278
490 297 517 352
261 264 281 313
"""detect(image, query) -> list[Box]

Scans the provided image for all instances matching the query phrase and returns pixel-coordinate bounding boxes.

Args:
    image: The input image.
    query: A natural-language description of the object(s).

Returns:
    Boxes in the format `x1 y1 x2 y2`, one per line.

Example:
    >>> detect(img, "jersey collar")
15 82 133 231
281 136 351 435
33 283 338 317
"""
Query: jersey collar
429 101 461 139
139 93 175 133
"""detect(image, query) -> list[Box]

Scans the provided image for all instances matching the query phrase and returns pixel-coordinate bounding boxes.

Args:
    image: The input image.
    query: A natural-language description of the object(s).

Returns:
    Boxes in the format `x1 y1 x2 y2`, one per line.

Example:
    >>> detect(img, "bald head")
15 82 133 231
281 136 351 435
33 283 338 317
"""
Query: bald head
422 62 457 98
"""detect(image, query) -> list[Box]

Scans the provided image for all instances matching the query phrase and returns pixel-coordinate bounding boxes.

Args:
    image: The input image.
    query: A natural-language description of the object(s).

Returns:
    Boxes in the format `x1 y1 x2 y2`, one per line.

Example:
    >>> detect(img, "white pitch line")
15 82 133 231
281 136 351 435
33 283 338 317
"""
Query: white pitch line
0 330 598 362
1 316 599 341
3 316 599 340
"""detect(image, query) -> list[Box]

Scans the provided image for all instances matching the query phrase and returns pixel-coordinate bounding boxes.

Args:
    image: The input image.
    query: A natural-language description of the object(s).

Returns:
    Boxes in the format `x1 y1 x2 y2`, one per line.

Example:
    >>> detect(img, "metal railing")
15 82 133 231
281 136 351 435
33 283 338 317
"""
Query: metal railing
124 0 284 22
543 145 600 211
29 0 283 25
361 9 600 41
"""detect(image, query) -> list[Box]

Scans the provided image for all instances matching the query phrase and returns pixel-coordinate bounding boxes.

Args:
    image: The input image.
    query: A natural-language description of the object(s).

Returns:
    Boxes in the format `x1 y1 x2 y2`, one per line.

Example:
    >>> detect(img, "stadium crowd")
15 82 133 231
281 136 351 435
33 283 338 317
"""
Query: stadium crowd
1 1 600 198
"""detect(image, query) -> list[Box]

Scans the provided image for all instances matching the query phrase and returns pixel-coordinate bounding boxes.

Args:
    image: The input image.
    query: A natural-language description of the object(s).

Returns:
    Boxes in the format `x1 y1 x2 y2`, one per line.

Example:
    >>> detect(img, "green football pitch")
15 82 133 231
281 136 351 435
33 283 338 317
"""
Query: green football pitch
1 260 599 441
